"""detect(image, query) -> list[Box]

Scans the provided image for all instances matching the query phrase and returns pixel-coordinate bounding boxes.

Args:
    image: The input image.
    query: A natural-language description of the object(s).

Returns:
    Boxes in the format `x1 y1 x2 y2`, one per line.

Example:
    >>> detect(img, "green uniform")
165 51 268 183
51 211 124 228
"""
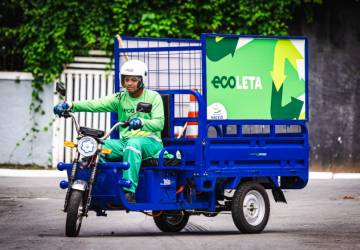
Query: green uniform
72 89 164 192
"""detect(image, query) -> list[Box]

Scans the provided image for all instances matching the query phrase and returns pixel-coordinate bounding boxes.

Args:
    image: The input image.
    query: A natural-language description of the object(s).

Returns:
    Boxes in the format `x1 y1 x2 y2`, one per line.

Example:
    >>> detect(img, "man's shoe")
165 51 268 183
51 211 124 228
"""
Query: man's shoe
125 192 136 203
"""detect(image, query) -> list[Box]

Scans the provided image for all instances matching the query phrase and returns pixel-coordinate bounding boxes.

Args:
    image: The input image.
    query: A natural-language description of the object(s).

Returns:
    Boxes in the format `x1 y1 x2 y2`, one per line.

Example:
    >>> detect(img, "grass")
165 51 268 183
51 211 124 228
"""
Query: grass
0 164 53 170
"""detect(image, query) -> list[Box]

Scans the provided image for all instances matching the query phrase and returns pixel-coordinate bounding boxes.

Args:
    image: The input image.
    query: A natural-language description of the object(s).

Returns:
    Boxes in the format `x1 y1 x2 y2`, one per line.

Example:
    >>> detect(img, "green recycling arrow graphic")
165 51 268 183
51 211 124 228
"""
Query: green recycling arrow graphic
270 40 303 91
206 36 238 62
270 81 303 119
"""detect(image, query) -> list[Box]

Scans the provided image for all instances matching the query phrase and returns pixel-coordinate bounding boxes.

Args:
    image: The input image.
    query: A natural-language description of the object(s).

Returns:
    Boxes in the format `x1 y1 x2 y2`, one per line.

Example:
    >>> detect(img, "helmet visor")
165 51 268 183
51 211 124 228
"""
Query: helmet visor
121 75 142 87
124 76 141 83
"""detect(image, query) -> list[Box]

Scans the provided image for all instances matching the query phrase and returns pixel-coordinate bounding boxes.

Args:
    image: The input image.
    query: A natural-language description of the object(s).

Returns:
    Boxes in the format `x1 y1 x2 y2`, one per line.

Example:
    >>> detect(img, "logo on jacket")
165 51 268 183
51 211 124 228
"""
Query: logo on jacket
123 108 135 114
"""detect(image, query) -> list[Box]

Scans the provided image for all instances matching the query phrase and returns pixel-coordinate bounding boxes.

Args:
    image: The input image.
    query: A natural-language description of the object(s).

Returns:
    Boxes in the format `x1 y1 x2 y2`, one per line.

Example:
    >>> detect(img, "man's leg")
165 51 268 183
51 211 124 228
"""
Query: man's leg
99 139 126 162
123 137 163 193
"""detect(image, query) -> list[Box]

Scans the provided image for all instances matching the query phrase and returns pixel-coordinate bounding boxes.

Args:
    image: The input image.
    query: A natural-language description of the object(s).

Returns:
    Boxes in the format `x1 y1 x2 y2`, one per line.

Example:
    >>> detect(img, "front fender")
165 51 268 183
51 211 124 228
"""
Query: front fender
71 180 87 191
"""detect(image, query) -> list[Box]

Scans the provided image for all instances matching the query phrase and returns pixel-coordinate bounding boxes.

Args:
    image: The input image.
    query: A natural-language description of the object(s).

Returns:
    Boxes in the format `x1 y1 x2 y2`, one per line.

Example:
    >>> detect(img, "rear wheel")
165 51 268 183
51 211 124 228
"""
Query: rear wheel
66 190 84 237
231 182 270 233
153 211 189 232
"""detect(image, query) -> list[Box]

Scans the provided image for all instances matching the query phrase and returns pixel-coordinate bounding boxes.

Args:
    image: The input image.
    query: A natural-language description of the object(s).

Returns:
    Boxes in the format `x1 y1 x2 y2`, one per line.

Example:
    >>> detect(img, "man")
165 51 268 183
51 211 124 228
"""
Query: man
53 60 164 203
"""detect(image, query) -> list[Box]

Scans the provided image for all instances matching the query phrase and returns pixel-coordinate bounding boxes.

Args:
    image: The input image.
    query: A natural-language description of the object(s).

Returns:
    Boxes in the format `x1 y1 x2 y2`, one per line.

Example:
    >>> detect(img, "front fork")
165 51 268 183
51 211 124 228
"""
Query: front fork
83 149 101 216
64 154 80 212
64 144 103 216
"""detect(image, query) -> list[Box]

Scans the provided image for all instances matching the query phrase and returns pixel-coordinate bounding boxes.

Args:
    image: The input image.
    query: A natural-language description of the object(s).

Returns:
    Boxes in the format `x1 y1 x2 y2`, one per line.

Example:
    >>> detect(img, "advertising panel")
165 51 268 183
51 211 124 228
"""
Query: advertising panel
206 35 307 120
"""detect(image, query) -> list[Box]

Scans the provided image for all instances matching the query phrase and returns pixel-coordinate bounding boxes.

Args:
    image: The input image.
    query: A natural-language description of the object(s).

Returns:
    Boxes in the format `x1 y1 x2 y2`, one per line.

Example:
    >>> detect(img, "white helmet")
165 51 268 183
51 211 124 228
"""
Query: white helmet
120 59 148 88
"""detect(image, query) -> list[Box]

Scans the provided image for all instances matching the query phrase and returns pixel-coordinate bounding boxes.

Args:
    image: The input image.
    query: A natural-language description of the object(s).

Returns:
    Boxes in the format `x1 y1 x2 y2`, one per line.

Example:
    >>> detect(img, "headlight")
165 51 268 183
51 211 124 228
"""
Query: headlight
77 136 98 157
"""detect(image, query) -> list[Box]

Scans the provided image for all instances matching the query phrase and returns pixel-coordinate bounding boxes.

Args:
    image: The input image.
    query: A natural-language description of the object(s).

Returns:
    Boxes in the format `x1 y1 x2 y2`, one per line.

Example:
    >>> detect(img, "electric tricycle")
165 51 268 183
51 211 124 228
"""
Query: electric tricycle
56 34 309 237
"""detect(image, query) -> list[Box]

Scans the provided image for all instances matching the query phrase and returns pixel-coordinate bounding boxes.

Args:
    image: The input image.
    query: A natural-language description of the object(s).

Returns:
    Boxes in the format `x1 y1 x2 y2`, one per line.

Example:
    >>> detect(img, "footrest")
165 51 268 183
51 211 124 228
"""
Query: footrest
99 162 130 170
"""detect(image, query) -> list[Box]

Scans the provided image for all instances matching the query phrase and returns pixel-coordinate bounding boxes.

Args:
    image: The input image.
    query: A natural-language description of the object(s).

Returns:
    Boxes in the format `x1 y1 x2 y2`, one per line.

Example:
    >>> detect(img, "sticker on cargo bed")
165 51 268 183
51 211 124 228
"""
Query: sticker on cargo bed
207 102 227 120
160 178 172 186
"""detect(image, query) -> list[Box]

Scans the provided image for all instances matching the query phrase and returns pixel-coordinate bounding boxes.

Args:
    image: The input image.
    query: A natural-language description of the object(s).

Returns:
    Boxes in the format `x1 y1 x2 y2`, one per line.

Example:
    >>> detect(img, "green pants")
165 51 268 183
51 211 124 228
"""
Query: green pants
100 137 163 193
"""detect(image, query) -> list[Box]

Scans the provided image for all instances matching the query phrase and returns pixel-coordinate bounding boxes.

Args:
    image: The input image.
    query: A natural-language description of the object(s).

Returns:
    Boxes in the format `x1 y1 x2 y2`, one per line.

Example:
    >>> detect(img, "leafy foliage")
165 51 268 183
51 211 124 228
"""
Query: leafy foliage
1 0 323 109
1 0 322 164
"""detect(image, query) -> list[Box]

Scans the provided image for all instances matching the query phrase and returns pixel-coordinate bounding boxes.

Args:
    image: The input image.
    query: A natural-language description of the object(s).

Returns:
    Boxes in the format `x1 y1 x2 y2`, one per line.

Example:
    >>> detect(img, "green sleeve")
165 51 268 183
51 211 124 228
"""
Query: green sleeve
141 94 164 132
72 94 120 112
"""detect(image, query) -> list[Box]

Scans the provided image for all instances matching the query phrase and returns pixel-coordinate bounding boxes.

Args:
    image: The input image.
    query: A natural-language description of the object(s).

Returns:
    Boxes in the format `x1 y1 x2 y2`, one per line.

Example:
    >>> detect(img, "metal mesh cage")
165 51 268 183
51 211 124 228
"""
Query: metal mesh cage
117 37 202 119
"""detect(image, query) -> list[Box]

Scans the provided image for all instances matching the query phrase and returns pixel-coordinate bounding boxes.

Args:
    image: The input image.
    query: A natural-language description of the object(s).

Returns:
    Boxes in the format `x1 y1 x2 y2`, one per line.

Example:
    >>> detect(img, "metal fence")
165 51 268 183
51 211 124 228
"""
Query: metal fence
52 64 115 165
117 37 202 118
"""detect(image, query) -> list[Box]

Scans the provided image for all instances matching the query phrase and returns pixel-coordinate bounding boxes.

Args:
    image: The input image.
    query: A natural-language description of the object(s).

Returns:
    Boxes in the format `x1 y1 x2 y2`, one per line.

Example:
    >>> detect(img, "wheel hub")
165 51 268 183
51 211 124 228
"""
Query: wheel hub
243 190 265 226
165 212 185 226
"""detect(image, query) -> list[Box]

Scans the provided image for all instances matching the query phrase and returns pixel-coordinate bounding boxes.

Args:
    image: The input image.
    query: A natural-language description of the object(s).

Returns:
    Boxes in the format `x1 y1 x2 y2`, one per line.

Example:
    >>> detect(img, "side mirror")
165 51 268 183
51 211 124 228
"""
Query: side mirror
56 81 66 97
136 102 152 113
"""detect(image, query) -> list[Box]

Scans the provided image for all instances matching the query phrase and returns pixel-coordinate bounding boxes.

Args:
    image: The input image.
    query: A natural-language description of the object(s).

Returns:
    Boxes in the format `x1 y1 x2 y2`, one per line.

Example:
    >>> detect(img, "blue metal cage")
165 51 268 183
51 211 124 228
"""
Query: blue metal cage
112 35 309 196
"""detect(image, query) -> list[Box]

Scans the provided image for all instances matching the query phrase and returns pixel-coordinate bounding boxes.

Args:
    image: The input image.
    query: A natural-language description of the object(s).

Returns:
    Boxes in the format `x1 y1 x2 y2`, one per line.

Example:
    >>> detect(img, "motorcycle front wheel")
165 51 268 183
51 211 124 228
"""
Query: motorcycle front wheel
65 190 84 237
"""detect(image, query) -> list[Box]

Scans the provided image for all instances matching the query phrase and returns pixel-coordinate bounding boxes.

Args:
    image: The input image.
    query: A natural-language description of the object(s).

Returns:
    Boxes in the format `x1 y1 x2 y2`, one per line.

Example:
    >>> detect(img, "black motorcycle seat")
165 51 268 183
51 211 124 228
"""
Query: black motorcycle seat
141 157 180 167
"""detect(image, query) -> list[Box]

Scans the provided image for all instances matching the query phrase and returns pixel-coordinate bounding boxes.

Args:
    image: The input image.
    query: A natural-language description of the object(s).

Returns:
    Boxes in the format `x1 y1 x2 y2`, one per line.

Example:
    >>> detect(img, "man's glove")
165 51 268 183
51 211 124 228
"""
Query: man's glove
128 118 143 130
53 102 70 117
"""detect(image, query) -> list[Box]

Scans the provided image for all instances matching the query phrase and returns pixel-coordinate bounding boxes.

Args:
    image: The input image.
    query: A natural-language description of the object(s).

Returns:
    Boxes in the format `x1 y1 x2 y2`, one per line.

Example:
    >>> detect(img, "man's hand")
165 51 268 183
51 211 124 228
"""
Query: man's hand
53 102 70 117
128 118 143 130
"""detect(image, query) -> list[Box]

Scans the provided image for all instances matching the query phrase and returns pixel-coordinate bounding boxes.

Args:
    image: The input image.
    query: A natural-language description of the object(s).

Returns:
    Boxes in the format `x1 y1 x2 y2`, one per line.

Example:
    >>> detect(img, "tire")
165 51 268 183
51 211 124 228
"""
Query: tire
66 190 84 237
153 211 189 232
231 182 270 234
202 212 219 217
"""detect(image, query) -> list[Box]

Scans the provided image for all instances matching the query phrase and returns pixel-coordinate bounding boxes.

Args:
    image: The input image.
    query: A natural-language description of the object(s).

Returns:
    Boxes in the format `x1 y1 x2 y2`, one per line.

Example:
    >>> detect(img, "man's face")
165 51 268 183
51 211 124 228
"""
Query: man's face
124 75 141 94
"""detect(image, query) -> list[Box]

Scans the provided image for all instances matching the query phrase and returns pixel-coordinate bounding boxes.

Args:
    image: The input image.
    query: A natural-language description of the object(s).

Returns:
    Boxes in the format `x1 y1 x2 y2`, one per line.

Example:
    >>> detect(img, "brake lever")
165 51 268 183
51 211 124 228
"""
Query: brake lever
121 121 130 128
62 110 71 118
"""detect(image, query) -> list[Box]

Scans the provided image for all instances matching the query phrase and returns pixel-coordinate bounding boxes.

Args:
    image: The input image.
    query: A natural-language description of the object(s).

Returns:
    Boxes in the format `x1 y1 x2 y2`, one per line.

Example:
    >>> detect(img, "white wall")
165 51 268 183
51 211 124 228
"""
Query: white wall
0 72 53 167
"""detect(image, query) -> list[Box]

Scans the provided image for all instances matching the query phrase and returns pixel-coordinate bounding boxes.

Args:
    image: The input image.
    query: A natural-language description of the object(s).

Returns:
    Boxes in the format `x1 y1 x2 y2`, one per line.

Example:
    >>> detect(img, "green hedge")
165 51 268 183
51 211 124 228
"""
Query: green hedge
1 0 322 112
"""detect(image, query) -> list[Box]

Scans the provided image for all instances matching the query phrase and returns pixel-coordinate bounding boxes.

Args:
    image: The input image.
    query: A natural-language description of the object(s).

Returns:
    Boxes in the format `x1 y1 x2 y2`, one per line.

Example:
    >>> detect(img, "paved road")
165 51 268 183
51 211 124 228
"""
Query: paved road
0 177 359 250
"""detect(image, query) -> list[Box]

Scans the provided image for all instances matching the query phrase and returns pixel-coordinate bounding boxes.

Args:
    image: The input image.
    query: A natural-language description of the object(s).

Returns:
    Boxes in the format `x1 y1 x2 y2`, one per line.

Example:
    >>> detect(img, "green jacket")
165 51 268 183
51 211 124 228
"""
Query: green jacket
72 89 164 141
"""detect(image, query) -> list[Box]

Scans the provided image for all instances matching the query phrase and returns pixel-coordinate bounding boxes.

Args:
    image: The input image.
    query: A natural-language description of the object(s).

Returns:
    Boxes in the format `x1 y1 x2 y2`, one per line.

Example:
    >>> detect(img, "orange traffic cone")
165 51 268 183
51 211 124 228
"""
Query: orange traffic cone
185 89 198 138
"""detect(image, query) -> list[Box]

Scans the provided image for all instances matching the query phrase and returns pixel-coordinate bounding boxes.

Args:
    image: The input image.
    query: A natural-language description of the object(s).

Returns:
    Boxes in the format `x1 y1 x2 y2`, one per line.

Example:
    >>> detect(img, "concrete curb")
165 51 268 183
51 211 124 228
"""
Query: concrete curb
309 172 360 179
0 169 360 179
0 169 67 178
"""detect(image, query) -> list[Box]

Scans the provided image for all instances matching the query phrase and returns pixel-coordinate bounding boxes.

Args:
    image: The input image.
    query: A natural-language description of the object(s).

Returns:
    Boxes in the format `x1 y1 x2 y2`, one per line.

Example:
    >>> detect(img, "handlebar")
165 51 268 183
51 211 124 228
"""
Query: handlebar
64 112 127 141
67 112 80 132
101 121 127 140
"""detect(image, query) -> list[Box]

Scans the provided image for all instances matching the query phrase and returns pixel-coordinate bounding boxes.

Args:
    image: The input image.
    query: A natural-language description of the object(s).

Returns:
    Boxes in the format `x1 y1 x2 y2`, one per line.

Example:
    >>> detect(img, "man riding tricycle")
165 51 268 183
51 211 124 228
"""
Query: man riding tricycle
54 34 309 237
